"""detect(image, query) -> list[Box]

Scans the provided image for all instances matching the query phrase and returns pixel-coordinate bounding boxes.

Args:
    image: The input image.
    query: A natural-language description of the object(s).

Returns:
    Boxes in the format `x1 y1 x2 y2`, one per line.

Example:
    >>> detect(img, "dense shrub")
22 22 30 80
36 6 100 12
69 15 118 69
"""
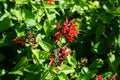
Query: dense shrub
0 0 120 79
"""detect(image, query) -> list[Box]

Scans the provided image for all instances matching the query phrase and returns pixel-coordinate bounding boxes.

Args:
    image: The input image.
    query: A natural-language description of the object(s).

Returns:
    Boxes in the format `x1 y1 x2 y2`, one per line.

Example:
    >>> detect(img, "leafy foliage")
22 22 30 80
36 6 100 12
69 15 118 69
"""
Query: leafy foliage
0 0 120 80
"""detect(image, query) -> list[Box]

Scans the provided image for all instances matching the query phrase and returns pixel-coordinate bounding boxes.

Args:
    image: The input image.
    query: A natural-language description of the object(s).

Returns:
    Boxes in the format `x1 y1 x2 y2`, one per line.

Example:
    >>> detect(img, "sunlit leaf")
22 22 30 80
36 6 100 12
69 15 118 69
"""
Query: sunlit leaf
9 70 23 75
66 55 77 68
0 69 6 76
58 72 69 80
81 67 89 74
58 64 75 74
39 40 52 51
10 8 22 21
0 0 6 2
22 9 36 27
15 0 28 4
43 1 57 8
108 52 115 63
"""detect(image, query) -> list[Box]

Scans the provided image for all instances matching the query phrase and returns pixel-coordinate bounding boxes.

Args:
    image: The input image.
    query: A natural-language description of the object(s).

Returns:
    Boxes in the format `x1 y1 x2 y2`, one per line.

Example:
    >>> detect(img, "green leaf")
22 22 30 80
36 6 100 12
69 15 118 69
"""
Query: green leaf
24 64 41 74
15 0 28 4
43 1 57 8
87 70 98 79
89 59 104 69
31 49 49 63
108 53 120 72
43 21 49 35
10 8 22 21
66 55 77 68
58 64 75 74
77 72 87 80
22 9 35 27
43 20 56 35
0 53 5 62
95 24 105 41
0 17 10 32
9 70 23 75
112 56 120 71
81 67 89 74
58 72 69 80
108 52 115 63
10 57 28 71
45 9 56 21
0 35 6 46
0 0 6 2
39 40 52 51
102 72 112 78
78 70 97 79
0 69 6 76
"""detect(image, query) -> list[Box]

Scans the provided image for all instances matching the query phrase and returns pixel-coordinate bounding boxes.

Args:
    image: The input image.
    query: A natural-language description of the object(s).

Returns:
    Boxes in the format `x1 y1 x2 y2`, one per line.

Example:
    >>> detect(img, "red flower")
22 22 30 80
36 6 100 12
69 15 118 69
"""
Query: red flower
47 0 54 3
55 18 78 43
64 18 69 26
21 41 26 46
61 45 71 56
69 29 77 37
13 37 20 44
64 52 69 56
62 25 69 35
54 32 60 39
66 36 74 42
95 75 103 80
56 23 61 30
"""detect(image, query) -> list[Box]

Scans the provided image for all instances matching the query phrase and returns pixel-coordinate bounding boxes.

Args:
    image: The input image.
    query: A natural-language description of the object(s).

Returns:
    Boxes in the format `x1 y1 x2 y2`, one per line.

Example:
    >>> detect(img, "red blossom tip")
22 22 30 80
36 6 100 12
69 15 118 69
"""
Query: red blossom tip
49 59 54 66
69 18 75 24
95 75 103 80
66 36 74 42
54 32 61 39
111 73 117 80
21 41 26 46
47 0 54 3
64 17 69 26
13 37 20 44
56 23 61 30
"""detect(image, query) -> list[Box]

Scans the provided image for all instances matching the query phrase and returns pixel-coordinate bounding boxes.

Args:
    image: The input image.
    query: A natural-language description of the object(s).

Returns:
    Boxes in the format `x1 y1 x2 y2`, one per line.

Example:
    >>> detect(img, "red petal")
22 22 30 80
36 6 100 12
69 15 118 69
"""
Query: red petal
49 59 54 66
69 18 75 24
21 41 26 46
47 0 54 3
64 17 69 26
56 23 61 30
65 52 69 56
54 32 60 39
95 75 103 80
66 36 74 42
111 73 117 80
13 37 20 44
54 39 59 43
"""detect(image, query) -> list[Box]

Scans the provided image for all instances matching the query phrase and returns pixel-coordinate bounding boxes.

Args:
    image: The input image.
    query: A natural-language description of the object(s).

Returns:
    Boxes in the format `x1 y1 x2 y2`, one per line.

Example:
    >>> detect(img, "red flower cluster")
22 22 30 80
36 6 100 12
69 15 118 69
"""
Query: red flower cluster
48 45 71 66
47 0 54 3
13 37 26 46
54 18 78 43
13 32 36 47
95 73 117 80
